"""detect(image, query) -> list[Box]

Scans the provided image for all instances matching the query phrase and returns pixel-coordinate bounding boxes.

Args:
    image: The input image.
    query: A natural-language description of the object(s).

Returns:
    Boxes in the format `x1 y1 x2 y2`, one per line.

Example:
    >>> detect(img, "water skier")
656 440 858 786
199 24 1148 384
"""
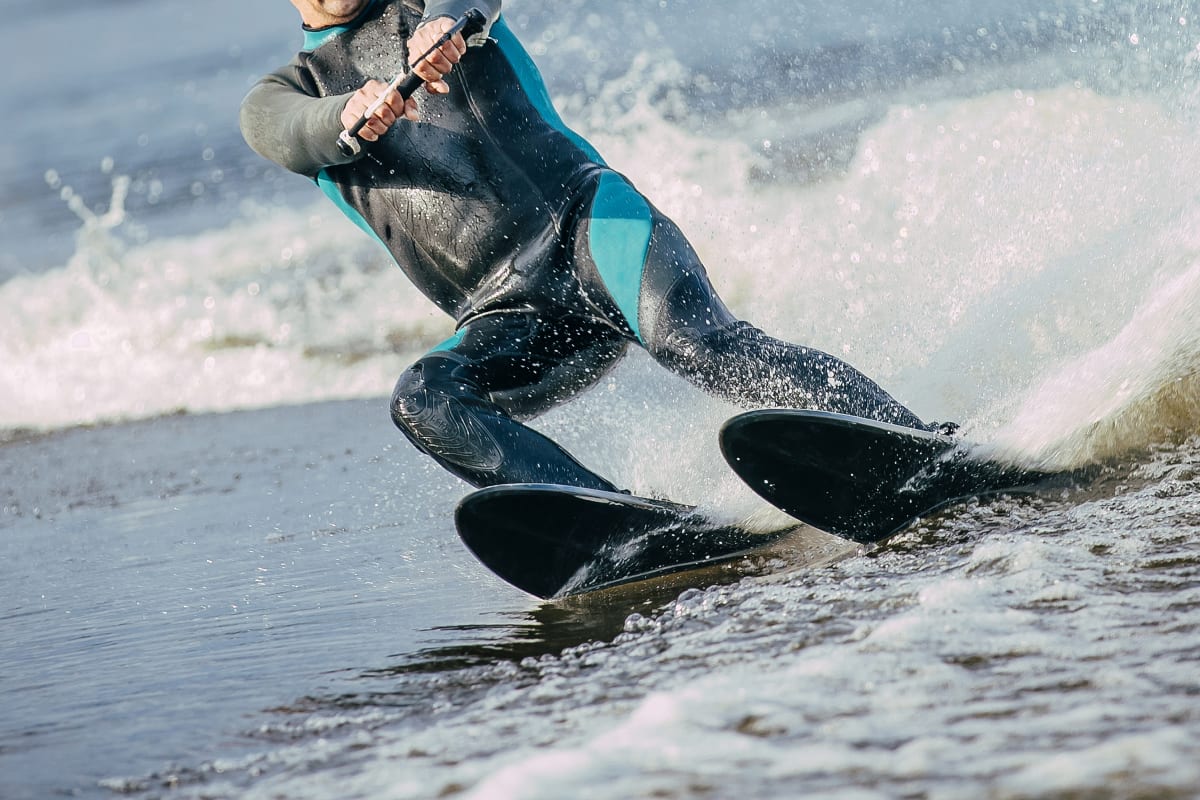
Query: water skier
241 0 935 493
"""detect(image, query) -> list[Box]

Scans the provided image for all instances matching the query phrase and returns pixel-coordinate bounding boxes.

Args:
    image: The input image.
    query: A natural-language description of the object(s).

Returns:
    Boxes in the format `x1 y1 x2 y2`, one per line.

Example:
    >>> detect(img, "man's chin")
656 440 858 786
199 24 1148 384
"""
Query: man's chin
300 0 370 27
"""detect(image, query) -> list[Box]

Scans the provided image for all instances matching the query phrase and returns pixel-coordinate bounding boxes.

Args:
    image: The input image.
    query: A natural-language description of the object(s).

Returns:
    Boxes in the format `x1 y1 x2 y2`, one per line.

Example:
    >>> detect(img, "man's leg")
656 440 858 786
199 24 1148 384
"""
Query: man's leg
642 219 929 428
389 313 628 490
575 171 929 429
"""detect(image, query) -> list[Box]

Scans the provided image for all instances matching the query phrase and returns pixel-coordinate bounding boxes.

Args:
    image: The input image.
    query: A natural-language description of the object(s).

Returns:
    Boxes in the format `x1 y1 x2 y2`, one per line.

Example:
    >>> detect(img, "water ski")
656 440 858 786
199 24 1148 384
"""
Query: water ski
720 409 1070 543
455 484 796 599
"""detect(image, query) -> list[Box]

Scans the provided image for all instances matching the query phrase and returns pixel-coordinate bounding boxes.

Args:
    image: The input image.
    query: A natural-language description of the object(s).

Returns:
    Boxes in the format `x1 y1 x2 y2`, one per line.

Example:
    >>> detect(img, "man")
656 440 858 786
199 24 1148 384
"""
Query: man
241 0 934 494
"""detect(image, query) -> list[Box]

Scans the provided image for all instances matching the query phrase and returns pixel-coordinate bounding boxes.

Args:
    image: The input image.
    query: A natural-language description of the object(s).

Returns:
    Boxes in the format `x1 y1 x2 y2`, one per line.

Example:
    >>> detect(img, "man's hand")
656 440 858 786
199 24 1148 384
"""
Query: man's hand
337 17 466 144
340 81 418 143
408 16 467 95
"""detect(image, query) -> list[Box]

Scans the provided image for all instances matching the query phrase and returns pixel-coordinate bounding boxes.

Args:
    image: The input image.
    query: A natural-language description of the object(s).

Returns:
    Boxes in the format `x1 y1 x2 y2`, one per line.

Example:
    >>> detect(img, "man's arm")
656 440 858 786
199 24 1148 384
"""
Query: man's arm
241 3 502 176
239 61 357 178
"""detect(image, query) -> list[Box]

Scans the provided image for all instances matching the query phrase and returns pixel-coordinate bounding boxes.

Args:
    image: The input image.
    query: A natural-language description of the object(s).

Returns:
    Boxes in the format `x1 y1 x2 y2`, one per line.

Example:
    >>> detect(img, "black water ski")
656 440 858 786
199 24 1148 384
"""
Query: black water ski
721 409 1070 543
456 484 792 598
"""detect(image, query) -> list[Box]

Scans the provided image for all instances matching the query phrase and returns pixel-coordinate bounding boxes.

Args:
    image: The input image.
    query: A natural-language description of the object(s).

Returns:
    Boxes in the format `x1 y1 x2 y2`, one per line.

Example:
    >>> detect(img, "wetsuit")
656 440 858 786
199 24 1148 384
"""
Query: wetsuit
240 0 929 492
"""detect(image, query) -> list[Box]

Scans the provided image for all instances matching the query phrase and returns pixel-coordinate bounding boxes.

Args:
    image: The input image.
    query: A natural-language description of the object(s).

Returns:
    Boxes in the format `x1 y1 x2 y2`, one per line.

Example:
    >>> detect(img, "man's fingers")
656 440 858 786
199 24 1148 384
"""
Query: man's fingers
374 102 397 127
343 81 411 141
413 42 461 78
342 17 474 141
360 122 381 142
426 51 453 73
442 34 466 61
408 20 467 89
409 18 456 56
411 61 441 82
361 79 389 105
437 34 466 63
361 109 391 141
378 87 407 118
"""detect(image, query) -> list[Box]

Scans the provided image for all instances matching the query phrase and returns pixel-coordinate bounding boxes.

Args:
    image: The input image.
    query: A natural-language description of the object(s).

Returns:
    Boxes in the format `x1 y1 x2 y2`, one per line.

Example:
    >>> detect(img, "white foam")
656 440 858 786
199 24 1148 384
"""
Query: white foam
997 258 1200 466
1001 728 1200 795
0 181 449 432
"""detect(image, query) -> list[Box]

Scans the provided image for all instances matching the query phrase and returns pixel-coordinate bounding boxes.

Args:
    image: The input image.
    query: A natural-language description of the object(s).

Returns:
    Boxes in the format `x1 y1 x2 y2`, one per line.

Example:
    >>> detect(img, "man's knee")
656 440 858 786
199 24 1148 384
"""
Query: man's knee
390 360 430 437
652 318 763 372
390 355 469 433
389 356 503 470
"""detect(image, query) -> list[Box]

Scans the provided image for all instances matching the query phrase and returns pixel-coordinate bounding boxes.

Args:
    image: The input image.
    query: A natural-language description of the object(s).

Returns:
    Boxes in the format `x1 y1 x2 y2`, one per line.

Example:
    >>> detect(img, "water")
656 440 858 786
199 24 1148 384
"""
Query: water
2 0 1199 797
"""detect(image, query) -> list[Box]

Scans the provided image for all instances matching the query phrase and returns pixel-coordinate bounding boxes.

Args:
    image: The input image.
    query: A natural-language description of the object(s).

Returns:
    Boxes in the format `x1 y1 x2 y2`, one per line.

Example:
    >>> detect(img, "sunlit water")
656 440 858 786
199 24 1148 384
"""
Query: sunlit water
2 0 1199 797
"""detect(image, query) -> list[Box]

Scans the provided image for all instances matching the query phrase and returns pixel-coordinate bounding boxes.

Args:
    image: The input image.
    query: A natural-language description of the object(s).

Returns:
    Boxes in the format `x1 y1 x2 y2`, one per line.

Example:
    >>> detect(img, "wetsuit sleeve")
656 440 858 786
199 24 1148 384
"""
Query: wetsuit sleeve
239 59 357 179
421 0 501 44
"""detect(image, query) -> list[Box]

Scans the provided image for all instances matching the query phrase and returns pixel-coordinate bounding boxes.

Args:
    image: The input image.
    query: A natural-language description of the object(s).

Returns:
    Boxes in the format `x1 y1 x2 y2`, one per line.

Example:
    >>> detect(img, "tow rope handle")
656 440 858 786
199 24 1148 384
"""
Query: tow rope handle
336 8 487 158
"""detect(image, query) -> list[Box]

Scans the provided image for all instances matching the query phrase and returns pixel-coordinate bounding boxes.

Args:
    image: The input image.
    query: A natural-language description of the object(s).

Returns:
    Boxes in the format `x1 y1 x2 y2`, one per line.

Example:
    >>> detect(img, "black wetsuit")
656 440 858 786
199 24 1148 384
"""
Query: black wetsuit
240 0 929 492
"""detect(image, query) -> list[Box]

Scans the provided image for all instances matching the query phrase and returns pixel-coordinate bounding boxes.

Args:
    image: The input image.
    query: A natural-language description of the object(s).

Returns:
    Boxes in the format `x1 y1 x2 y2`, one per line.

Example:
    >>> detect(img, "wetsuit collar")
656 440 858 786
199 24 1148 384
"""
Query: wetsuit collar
301 0 381 51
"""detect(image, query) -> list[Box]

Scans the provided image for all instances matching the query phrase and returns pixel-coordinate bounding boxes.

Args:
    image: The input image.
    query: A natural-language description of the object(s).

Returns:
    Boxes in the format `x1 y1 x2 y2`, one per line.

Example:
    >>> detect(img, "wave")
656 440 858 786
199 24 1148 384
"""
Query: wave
4 72 1199 468
0 170 452 436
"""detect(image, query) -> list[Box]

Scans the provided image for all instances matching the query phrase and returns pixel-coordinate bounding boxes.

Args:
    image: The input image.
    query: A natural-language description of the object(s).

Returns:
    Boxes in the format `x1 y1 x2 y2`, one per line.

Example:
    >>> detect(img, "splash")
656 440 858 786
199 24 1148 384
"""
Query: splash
0 168 451 436
5 79 1200 473
996 259 1200 467
581 82 1200 477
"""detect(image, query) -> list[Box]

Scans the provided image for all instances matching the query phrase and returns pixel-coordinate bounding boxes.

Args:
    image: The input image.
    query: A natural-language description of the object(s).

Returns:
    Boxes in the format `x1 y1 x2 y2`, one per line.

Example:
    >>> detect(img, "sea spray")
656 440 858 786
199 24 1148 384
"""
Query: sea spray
997 260 1200 467
0 172 450 434
5 20 1200 475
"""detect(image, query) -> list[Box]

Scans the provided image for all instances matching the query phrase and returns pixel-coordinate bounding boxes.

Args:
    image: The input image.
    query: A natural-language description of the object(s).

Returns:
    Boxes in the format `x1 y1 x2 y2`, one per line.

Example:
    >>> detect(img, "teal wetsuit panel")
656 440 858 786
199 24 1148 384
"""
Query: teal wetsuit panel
587 172 654 342
428 328 467 353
